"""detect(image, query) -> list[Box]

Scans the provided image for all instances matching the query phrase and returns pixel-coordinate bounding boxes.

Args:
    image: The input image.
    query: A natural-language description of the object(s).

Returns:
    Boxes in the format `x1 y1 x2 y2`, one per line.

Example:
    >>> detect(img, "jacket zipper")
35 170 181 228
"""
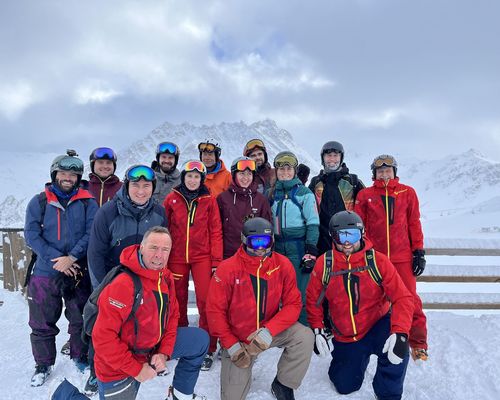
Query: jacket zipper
256 258 264 329
384 185 391 258
346 255 358 340
157 272 164 342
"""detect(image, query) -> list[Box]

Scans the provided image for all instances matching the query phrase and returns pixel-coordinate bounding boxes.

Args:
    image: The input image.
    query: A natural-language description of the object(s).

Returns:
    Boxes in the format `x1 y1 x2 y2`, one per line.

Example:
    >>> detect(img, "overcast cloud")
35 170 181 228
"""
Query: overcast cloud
1 0 499 160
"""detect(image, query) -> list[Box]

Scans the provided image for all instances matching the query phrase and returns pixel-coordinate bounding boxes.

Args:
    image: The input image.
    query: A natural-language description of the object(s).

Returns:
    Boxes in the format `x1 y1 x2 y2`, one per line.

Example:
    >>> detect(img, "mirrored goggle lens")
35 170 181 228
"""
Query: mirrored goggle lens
247 235 273 249
198 143 217 152
373 156 396 168
245 139 265 153
158 142 178 155
93 147 116 160
236 159 256 171
184 161 206 173
333 229 362 245
323 149 342 155
127 165 155 181
275 155 298 168
59 157 84 172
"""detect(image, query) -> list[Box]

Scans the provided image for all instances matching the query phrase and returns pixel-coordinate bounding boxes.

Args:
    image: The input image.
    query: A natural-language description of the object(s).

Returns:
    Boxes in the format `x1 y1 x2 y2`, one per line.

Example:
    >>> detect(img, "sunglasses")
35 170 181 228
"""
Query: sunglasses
244 139 265 153
157 142 179 155
59 156 84 172
184 161 206 173
93 147 117 161
247 234 273 250
126 165 155 182
332 228 362 245
235 159 256 172
198 143 218 153
372 155 397 168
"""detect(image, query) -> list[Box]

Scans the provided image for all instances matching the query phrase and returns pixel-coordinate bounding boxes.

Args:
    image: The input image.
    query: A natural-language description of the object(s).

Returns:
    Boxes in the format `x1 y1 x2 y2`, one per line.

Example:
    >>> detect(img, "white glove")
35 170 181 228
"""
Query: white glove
313 328 333 357
382 333 409 365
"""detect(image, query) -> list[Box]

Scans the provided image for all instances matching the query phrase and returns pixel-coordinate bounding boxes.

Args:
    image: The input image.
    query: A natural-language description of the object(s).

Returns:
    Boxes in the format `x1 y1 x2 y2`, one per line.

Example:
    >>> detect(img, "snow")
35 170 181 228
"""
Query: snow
1 288 500 400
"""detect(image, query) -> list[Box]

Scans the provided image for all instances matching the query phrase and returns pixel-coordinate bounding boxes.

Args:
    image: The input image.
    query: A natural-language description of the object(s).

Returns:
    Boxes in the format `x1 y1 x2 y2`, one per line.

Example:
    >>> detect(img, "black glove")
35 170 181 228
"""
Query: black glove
412 249 426 276
300 255 316 274
382 333 409 365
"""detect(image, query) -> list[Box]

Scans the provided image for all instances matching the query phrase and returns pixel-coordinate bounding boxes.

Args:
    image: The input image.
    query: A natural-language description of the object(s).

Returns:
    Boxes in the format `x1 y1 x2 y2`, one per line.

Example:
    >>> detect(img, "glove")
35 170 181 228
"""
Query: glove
412 249 426 276
300 254 317 274
382 333 409 365
227 342 252 369
313 328 333 357
245 328 272 356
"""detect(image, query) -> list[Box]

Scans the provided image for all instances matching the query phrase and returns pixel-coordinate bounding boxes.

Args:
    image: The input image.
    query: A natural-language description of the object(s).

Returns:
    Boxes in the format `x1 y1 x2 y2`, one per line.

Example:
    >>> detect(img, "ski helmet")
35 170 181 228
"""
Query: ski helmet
371 154 398 178
123 164 157 193
329 211 364 245
198 139 221 162
321 141 344 167
181 160 207 184
89 147 117 174
273 151 299 169
241 217 274 251
50 149 84 185
243 138 268 164
156 142 180 169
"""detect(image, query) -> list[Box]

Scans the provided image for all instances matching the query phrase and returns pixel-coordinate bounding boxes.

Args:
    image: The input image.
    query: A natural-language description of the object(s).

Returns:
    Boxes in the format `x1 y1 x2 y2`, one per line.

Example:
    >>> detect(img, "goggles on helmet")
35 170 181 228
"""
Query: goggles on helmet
332 228 362 245
235 159 256 172
58 156 84 173
244 139 265 154
246 234 273 250
198 142 218 153
372 155 397 169
323 149 342 155
184 160 206 174
92 147 117 161
157 142 179 155
274 154 298 168
126 165 155 182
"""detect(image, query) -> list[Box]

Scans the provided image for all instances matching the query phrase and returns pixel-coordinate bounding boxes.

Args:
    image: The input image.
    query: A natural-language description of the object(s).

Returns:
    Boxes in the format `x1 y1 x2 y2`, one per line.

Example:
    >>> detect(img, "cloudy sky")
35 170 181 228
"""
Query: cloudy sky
1 0 499 161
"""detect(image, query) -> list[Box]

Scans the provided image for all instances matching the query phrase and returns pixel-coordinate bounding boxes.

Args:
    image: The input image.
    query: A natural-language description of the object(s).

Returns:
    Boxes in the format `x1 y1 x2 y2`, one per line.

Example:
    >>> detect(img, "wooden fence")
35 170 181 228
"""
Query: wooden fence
1 229 499 309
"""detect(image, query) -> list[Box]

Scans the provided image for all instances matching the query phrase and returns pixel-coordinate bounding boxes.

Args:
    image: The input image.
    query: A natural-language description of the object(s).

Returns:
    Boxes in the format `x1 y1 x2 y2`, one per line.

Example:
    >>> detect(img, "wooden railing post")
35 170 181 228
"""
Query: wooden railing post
2 229 30 293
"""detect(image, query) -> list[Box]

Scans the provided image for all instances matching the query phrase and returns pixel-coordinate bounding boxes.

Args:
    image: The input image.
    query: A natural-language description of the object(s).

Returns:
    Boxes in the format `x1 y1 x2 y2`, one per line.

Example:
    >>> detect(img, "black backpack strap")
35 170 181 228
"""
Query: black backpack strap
365 248 382 286
316 250 333 306
121 269 144 354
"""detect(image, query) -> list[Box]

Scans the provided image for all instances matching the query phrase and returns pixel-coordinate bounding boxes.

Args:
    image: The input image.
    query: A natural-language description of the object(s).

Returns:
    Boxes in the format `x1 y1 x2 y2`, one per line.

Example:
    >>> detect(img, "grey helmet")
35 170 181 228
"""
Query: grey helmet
321 141 344 167
50 149 84 185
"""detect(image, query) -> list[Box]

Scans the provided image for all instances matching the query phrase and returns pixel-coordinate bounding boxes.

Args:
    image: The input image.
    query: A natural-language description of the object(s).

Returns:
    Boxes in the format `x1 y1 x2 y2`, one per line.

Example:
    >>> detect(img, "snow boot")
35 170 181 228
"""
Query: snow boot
83 374 98 396
200 352 214 371
411 348 429 361
166 385 207 399
60 340 71 356
271 377 295 400
74 356 89 373
30 364 52 387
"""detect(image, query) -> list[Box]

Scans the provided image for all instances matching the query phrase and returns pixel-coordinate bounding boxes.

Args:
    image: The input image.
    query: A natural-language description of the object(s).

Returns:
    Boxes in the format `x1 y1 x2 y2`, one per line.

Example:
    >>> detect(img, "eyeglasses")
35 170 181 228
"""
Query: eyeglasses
244 139 265 154
372 155 397 168
332 228 362 245
59 156 84 172
274 154 298 168
247 234 273 250
198 142 219 153
157 142 179 155
184 160 206 173
235 159 256 172
92 147 117 161
126 165 155 182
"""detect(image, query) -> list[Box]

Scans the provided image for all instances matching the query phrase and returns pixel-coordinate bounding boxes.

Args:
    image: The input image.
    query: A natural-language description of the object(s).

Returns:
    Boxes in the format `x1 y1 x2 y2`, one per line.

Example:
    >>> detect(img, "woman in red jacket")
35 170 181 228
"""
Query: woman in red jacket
163 160 223 371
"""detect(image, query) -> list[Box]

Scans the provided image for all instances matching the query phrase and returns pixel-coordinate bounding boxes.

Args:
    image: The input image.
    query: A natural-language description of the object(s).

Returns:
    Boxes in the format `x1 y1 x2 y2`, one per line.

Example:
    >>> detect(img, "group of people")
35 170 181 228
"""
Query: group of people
24 137 428 400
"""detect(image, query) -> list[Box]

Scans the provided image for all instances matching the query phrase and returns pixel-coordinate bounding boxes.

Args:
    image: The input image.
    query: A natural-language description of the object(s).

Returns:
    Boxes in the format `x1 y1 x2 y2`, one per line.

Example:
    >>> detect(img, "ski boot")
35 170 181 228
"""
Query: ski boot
200 352 214 371
166 385 207 399
30 365 52 387
271 377 295 400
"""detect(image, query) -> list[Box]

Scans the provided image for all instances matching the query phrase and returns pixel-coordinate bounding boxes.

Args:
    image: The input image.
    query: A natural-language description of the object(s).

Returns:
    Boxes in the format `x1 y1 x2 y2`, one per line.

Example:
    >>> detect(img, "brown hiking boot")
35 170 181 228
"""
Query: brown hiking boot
411 348 428 361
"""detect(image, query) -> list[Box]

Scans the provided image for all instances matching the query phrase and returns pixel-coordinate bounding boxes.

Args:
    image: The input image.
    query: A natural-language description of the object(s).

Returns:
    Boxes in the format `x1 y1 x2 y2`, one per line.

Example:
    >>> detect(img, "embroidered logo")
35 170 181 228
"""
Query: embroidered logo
108 297 126 309
394 189 408 195
266 265 281 276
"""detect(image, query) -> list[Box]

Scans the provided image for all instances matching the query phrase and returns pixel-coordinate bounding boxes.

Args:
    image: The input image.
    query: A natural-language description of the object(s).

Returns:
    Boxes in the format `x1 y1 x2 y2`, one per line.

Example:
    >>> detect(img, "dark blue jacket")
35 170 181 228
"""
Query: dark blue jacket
87 187 167 286
24 186 98 278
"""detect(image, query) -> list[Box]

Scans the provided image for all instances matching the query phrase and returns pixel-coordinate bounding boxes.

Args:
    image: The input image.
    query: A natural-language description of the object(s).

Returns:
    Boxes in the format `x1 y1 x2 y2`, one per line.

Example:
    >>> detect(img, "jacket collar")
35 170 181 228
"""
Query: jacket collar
373 177 399 189
120 244 168 281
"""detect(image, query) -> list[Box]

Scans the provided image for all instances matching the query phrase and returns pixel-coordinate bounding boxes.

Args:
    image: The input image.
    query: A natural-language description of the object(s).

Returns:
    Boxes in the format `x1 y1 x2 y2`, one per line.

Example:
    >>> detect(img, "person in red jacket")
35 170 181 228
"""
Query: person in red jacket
217 156 272 259
198 139 232 197
163 160 223 371
306 211 414 400
92 226 208 400
354 154 428 361
206 218 314 400
87 147 122 206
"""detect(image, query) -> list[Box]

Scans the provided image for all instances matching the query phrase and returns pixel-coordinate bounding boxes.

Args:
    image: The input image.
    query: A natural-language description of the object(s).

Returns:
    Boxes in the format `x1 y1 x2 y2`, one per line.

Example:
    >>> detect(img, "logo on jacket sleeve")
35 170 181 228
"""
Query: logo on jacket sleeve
108 297 126 309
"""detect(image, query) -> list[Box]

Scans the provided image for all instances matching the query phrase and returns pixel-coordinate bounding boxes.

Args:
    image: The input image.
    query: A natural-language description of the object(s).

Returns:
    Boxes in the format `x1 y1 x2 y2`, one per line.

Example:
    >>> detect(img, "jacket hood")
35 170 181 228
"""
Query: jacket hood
373 177 400 189
119 244 167 281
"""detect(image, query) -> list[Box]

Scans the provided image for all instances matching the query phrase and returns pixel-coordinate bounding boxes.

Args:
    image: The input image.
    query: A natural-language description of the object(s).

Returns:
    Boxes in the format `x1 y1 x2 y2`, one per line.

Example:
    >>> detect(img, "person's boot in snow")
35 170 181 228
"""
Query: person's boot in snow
166 385 207 399
60 340 70 356
83 374 98 395
74 355 89 372
200 352 214 371
411 348 429 361
31 364 52 387
271 377 295 400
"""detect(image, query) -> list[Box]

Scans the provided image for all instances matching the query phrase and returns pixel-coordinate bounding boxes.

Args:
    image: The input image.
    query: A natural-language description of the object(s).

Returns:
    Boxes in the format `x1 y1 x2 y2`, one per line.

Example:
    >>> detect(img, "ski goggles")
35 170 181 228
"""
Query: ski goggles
332 228 362 245
126 165 155 182
58 156 84 172
244 139 265 154
235 159 256 172
246 234 273 250
184 160 206 174
372 155 397 169
198 142 219 153
274 153 298 168
157 142 179 155
92 147 117 161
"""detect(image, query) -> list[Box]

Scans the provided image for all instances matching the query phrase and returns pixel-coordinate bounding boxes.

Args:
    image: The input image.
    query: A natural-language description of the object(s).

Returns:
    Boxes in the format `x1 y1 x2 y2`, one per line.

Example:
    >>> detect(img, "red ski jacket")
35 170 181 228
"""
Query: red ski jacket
354 178 424 263
206 247 302 350
93 245 179 382
163 187 223 266
306 239 413 343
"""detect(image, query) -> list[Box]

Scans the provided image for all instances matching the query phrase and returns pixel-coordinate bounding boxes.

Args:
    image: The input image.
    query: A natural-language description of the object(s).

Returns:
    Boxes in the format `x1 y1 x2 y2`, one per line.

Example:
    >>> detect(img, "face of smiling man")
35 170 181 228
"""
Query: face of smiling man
140 231 172 271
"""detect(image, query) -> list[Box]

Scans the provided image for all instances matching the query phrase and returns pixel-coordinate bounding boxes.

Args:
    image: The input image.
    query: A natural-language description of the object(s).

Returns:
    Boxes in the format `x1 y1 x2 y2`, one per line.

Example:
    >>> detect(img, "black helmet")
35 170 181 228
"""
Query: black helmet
156 142 180 169
370 154 398 178
89 147 117 174
123 164 157 193
180 160 207 185
231 157 256 181
273 151 299 169
198 139 221 162
241 217 274 249
50 149 84 185
329 211 364 237
321 141 344 167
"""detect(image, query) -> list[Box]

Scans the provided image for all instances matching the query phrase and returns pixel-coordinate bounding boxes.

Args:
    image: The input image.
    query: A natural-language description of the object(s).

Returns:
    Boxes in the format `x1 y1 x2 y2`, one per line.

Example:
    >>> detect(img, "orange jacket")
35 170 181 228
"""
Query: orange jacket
205 160 232 197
